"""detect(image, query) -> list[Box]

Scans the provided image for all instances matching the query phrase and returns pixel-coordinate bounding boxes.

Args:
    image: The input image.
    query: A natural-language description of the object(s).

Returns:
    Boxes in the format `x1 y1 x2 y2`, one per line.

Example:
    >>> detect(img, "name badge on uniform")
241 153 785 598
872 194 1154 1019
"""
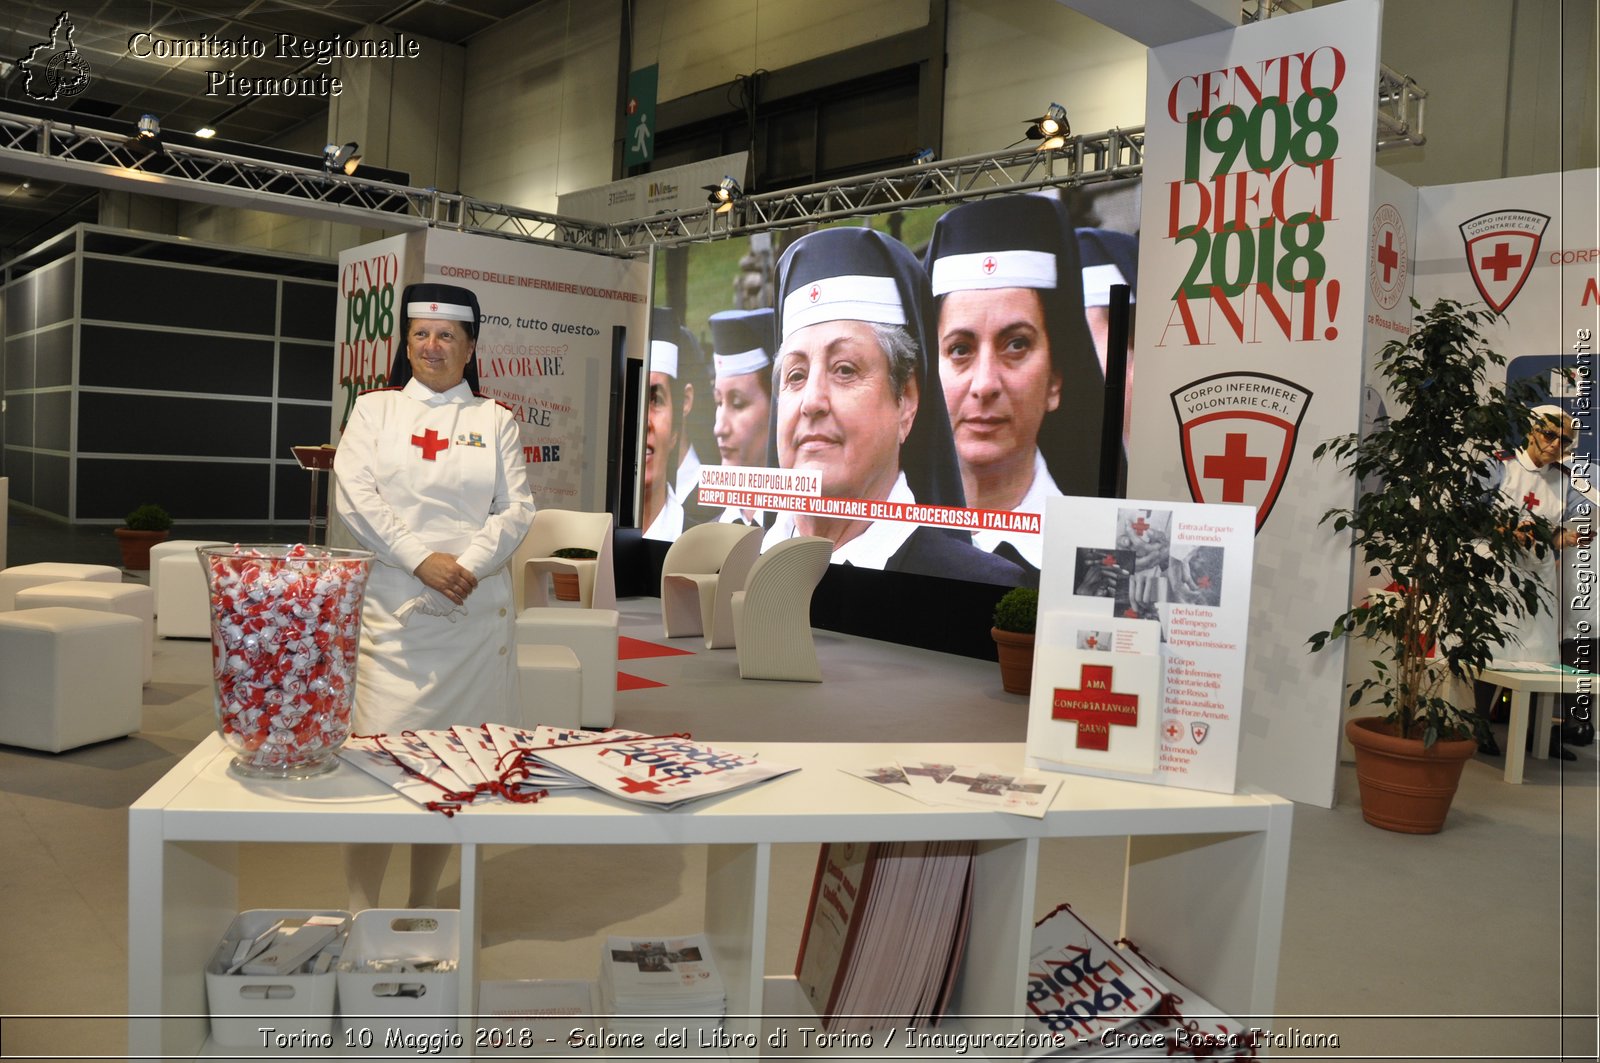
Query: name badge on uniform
456 432 487 448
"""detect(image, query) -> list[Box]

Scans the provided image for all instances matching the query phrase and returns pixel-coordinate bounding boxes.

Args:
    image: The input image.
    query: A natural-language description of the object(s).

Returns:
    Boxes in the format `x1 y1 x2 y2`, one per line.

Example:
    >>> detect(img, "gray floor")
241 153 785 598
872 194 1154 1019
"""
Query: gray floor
1 509 1597 1062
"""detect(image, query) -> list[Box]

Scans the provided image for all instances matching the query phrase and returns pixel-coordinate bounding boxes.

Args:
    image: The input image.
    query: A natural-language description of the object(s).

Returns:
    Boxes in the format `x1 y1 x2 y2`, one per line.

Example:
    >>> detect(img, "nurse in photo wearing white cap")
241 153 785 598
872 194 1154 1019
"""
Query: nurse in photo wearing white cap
643 307 696 540
763 226 1025 584
334 280 536 908
709 307 775 526
924 196 1105 571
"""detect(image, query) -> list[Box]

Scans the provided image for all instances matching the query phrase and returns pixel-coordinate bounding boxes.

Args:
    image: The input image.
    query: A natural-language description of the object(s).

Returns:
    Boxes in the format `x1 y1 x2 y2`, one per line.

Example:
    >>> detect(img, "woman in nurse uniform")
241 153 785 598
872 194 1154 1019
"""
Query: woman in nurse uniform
334 281 536 907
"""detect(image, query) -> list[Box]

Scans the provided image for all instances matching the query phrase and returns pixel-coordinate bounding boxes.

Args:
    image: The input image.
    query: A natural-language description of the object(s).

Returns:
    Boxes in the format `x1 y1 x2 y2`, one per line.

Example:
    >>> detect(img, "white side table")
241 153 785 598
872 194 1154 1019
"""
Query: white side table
1477 667 1574 783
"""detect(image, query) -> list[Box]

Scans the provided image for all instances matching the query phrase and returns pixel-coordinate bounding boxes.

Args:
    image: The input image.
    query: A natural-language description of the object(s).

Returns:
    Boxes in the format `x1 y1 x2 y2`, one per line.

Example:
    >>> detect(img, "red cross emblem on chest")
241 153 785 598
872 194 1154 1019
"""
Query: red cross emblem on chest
412 428 450 461
1522 491 1540 510
1051 663 1140 751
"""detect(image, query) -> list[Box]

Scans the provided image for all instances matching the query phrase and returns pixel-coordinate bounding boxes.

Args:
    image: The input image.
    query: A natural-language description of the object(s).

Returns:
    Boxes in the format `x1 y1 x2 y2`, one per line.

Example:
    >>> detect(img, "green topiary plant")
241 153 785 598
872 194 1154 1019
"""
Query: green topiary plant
124 503 173 532
993 586 1039 635
1307 298 1558 747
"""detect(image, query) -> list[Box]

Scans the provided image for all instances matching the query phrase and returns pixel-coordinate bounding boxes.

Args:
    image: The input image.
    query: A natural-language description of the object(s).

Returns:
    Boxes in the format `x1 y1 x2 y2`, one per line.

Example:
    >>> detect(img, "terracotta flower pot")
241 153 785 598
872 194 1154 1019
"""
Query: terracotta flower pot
114 527 169 570
552 572 582 602
1345 716 1477 834
992 627 1035 695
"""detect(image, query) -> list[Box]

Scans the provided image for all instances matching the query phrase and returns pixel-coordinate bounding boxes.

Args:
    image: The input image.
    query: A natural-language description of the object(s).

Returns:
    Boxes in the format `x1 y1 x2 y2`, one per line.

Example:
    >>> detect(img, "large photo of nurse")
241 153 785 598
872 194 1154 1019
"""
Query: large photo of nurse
646 183 1140 588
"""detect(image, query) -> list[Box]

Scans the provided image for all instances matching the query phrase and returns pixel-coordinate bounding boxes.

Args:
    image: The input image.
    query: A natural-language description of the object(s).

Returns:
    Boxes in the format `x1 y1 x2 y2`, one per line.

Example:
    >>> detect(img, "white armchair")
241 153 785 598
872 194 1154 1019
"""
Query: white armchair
660 523 763 648
509 509 616 612
731 536 833 682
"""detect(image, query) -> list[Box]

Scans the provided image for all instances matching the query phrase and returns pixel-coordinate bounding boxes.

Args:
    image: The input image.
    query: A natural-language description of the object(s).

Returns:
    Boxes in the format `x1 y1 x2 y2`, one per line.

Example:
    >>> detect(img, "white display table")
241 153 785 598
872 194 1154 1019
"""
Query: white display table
1477 666 1573 784
129 735 1291 1058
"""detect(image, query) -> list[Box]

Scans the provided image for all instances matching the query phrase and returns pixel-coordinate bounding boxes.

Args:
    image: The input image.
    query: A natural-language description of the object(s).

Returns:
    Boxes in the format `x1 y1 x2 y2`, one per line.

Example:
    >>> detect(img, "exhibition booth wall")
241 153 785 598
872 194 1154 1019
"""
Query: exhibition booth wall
0 227 337 524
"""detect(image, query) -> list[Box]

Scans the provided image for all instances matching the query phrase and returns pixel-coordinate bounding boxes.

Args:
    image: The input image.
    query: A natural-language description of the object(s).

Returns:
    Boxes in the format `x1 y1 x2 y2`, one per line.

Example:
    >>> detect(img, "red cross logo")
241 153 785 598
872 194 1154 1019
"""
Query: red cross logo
411 429 450 461
1523 491 1540 510
1377 231 1399 282
1084 635 1098 649
1480 242 1522 282
809 284 821 302
1164 721 1182 741
429 302 439 311
1102 553 1118 566
1129 515 1150 537
1202 433 1268 503
1460 210 1547 314
617 776 665 794
982 255 997 274
1051 663 1141 752
1196 574 1212 589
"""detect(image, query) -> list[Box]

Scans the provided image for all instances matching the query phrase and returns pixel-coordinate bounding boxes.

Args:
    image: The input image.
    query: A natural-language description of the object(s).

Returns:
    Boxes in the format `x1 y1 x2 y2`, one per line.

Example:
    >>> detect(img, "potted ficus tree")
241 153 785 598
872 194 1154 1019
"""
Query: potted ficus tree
1308 298 1558 833
992 586 1039 695
115 502 173 570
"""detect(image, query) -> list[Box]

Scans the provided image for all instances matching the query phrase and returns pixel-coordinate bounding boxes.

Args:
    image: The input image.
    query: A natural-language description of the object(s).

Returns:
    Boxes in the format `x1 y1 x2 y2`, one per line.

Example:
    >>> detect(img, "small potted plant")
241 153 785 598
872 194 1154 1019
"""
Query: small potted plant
1308 298 1557 833
115 503 173 570
549 547 599 601
992 586 1039 695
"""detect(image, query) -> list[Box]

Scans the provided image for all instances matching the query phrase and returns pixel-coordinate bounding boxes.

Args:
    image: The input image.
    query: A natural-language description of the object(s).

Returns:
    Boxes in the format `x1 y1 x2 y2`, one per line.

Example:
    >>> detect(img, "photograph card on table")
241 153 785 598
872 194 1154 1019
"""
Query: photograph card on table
1035 496 1255 794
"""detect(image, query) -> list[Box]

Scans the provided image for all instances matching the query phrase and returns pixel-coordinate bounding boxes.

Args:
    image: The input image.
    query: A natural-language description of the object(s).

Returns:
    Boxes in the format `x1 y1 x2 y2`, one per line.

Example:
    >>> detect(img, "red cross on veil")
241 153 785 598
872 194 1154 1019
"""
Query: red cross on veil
412 429 449 460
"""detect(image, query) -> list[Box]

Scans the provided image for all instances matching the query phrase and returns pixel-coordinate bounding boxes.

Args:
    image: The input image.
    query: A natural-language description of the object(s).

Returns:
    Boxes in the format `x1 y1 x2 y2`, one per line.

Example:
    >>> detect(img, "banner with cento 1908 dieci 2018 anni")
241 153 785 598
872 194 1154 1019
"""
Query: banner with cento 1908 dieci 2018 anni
1128 0 1381 807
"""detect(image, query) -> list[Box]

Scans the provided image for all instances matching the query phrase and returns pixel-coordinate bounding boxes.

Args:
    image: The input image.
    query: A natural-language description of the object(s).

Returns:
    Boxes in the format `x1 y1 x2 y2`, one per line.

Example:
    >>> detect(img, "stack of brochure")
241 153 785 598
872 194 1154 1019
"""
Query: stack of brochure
340 726 798 813
795 840 975 1032
597 933 726 1039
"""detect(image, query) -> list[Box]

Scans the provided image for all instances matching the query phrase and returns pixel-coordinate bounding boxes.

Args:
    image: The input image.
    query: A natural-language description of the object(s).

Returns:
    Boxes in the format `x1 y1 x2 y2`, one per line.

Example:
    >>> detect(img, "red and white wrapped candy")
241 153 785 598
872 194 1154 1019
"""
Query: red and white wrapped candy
202 544 373 778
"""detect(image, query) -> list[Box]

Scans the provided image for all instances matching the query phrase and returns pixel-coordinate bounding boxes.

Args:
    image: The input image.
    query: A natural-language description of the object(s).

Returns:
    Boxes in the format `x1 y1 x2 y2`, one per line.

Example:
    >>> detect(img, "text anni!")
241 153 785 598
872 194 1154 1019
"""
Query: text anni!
1165 46 1347 346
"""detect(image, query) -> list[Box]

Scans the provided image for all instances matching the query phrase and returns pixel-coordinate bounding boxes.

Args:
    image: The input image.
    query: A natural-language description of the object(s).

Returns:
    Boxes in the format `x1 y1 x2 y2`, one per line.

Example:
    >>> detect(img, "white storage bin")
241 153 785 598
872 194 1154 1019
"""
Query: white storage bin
338 909 461 1042
204 908 350 1048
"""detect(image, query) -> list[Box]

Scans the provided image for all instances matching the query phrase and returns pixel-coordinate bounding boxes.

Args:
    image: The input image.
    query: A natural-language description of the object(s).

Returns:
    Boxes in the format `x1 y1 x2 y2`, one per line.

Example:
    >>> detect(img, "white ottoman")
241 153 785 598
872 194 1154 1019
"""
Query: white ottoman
15 581 156 684
155 551 214 639
0 562 122 611
516 607 618 728
0 606 143 752
148 540 227 614
516 644 582 729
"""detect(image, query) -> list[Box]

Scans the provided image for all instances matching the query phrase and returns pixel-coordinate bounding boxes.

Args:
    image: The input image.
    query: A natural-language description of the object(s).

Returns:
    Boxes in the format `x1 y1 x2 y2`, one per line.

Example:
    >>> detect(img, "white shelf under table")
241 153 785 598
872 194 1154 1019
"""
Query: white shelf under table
130 734 1292 1059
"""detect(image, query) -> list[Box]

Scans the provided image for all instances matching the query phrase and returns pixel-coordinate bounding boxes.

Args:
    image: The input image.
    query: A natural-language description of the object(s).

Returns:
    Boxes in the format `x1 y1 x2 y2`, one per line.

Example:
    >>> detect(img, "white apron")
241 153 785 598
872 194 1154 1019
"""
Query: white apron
334 380 536 733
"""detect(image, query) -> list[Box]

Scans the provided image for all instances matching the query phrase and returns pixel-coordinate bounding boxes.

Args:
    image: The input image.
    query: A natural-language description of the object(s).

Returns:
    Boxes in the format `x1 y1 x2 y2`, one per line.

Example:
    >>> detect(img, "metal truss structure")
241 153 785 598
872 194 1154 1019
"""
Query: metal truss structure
2 66 1423 261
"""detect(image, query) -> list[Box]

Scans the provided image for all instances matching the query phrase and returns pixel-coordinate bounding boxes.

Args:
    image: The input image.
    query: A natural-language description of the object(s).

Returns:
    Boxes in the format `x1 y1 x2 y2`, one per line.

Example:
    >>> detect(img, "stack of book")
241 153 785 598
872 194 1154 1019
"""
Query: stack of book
1023 903 1258 1059
794 840 975 1032
597 933 727 1039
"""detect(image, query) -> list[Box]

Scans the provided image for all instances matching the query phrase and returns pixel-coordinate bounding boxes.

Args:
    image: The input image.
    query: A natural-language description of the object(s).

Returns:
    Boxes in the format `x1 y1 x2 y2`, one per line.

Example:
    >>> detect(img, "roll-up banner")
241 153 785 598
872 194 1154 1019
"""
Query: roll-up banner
332 230 651 512
1128 0 1382 806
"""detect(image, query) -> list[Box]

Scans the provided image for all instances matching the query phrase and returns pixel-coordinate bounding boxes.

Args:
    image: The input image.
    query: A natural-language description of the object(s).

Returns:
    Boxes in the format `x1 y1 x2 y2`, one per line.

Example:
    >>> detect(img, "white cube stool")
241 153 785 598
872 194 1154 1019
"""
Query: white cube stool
0 606 143 752
155 551 214 639
516 644 582 729
516 607 618 728
15 581 155 685
148 540 227 614
0 562 122 612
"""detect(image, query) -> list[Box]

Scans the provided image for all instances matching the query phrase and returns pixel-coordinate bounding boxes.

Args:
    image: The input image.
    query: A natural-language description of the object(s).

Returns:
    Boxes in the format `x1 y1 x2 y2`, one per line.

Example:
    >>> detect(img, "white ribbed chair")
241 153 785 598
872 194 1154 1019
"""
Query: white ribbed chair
509 509 616 612
660 523 763 648
731 536 833 682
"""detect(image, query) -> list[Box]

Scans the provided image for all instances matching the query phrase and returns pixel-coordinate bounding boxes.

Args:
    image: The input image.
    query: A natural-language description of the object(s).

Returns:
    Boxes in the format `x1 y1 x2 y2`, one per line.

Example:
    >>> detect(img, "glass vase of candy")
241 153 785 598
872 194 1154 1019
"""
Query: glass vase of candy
201 544 374 779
